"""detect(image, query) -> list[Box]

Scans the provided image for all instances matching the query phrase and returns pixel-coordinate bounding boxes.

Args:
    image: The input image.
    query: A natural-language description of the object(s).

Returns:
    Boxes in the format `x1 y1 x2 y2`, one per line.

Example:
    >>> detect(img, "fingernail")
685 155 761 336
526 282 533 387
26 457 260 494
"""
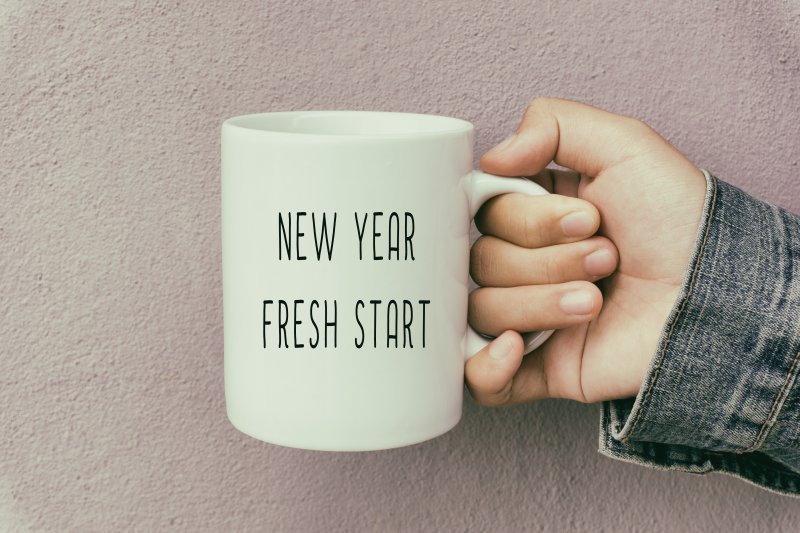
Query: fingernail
489 331 515 360
584 249 615 276
488 133 518 154
559 290 595 315
560 211 595 237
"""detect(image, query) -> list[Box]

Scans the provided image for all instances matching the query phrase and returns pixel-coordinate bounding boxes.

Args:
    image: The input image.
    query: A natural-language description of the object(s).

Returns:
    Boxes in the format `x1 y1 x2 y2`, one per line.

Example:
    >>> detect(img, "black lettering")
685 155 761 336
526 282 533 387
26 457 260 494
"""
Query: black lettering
293 299 304 348
372 212 383 260
388 212 399 260
387 299 398 348
324 300 337 348
313 212 337 260
309 300 320 348
296 212 307 260
419 299 429 347
370 299 380 348
262 300 273 348
278 213 291 260
354 300 365 348
403 299 413 348
354 212 368 260
278 300 289 348
405 212 415 260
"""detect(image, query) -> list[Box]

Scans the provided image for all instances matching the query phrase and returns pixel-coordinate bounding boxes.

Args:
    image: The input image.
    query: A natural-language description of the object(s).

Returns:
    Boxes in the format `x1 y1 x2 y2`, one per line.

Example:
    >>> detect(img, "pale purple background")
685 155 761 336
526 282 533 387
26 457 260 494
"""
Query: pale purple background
1 1 799 531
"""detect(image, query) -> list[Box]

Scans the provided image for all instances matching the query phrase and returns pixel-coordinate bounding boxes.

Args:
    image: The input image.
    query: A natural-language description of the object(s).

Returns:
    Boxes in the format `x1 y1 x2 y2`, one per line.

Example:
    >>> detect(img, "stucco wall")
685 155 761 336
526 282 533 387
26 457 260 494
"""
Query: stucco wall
1 1 799 531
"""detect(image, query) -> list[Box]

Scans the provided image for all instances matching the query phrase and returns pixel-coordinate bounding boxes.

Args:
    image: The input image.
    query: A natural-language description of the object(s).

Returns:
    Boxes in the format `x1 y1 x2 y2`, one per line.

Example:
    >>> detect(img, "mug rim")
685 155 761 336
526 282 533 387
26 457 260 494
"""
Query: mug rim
222 110 474 140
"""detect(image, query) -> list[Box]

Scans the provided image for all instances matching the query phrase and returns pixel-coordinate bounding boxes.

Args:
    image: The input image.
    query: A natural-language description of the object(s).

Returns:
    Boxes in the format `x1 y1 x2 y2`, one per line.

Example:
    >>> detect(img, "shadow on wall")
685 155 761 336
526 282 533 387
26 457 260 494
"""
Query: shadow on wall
253 398 792 531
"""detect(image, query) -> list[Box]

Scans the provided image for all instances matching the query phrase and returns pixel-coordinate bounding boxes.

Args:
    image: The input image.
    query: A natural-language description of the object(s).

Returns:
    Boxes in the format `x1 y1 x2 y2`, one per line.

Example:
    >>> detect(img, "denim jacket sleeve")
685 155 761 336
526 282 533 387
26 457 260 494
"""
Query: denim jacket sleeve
598 169 800 497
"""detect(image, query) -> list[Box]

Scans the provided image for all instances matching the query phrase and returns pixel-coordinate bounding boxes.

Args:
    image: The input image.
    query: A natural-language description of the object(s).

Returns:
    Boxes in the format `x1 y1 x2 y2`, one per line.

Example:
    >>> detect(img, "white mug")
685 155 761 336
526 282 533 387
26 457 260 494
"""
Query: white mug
221 110 553 451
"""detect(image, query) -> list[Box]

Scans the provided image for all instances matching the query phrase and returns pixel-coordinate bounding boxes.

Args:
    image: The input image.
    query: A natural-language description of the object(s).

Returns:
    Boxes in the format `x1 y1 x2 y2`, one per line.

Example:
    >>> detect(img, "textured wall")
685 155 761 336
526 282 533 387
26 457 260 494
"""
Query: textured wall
1 1 799 531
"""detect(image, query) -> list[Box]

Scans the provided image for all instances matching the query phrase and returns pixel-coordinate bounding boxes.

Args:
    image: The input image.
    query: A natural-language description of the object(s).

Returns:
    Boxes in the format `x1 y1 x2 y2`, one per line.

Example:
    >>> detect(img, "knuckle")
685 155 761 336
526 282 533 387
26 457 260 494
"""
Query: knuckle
523 98 550 126
473 197 496 233
467 288 485 323
469 237 491 285
541 252 559 285
468 288 479 310
521 294 543 326
468 288 504 334
629 116 653 133
622 116 657 143
521 212 548 247
527 96 553 113
496 389 514 407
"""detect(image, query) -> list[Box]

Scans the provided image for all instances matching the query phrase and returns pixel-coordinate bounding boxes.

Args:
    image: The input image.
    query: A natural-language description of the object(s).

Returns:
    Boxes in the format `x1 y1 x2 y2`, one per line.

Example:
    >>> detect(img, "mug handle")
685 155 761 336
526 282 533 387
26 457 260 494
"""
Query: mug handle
461 170 555 360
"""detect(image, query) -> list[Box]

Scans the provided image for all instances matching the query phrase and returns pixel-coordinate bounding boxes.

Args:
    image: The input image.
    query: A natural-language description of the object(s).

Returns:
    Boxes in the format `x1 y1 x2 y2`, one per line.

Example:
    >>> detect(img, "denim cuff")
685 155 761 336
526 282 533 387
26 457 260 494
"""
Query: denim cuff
599 170 800 497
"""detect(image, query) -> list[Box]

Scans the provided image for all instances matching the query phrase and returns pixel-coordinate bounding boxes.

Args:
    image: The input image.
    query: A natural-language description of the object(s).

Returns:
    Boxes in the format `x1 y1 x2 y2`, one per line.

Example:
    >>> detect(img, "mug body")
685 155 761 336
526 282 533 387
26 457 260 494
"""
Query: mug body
222 111 474 450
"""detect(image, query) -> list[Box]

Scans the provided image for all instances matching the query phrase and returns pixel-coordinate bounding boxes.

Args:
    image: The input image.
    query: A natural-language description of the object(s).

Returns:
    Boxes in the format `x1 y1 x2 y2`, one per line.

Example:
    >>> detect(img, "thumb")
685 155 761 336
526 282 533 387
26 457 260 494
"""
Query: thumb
464 330 525 407
480 97 663 179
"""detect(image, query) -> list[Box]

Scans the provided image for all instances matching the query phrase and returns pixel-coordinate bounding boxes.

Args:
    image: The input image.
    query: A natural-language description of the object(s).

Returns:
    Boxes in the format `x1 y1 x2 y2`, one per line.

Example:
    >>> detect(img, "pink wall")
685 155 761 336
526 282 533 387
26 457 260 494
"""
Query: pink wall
2 1 799 531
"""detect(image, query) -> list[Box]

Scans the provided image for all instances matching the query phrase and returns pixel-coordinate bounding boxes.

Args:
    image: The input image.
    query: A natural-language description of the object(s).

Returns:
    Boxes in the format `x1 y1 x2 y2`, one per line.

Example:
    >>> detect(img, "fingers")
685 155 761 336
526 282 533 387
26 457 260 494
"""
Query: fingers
465 330 562 407
471 235 618 287
469 281 602 336
464 330 541 407
480 97 663 178
475 192 600 248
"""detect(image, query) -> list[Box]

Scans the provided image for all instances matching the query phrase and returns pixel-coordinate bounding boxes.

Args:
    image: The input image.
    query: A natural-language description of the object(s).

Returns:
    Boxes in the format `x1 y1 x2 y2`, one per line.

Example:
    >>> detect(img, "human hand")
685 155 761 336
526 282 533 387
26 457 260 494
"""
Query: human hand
465 97 707 405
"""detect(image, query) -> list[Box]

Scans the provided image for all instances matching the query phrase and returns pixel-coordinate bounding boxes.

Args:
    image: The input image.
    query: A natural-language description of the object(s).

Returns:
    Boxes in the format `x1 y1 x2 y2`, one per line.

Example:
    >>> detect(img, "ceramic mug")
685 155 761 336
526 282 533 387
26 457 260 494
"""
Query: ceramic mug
221 110 553 451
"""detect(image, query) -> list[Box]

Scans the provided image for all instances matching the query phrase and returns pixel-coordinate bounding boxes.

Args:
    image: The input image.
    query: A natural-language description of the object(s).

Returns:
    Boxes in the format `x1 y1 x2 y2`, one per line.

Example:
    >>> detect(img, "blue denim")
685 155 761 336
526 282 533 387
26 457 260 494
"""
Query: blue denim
599 170 800 497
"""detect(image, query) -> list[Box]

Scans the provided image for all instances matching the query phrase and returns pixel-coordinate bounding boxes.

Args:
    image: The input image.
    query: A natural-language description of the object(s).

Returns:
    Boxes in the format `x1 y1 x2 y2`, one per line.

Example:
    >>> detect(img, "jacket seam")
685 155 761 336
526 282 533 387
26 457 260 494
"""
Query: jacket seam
739 350 800 453
624 176 718 440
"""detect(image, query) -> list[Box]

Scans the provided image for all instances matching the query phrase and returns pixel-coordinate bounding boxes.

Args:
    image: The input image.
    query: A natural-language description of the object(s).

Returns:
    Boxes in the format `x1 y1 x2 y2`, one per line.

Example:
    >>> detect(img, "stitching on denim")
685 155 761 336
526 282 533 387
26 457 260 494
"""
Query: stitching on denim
740 350 800 454
606 439 800 481
601 441 800 497
624 177 719 441
601 402 612 450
